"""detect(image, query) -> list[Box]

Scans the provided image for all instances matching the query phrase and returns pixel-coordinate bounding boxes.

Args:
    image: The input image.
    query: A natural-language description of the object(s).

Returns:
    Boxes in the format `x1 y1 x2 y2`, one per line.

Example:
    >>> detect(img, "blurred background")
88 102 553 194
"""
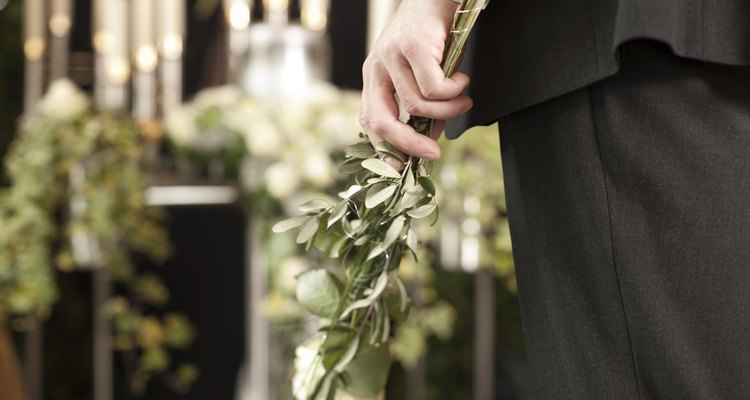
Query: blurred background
0 0 528 399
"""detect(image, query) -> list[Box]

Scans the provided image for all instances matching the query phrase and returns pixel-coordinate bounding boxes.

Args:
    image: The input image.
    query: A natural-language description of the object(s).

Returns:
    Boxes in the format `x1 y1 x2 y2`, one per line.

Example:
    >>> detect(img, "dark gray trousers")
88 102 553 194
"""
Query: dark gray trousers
498 41 750 399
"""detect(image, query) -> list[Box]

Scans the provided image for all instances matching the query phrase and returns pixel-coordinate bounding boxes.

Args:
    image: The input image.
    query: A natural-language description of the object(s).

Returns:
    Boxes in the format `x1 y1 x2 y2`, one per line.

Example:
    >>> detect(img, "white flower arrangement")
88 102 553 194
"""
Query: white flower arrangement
164 81 361 199
37 78 90 121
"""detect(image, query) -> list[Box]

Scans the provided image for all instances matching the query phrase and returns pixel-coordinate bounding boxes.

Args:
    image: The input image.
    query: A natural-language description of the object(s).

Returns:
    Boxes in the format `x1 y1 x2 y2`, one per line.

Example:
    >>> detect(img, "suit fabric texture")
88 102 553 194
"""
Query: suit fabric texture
498 41 750 399
441 2 750 397
446 0 750 138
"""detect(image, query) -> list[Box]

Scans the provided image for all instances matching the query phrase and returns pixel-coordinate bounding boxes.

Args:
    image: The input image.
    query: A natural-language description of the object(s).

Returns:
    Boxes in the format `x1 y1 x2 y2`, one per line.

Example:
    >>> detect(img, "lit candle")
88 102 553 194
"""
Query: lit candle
157 0 185 114
301 0 328 32
263 0 288 25
225 0 253 77
367 0 398 51
48 0 73 80
93 0 130 111
132 0 157 121
226 0 252 31
23 0 46 112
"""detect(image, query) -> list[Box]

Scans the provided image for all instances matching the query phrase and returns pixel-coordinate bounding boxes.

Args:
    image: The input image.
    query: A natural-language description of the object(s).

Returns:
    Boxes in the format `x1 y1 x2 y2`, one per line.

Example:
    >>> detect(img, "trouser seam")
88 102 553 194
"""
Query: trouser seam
587 84 643 400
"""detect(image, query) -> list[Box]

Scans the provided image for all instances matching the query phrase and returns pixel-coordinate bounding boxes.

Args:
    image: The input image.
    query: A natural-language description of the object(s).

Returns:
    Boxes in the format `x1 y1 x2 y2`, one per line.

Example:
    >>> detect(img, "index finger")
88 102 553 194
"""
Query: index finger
400 41 469 101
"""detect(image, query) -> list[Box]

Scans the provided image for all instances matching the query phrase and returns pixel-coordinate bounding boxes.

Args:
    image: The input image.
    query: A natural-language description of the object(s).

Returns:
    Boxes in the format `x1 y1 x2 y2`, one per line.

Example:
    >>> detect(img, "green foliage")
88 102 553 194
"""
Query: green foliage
275 2 488 397
296 269 345 318
0 81 197 395
0 1 23 161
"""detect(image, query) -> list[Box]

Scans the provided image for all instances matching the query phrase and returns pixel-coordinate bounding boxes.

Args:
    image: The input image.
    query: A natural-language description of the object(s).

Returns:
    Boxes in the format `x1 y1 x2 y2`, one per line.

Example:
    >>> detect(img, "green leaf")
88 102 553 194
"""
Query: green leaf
343 218 366 238
405 229 419 256
328 235 349 258
417 176 436 196
367 177 387 185
365 184 398 209
354 235 369 246
327 200 348 228
406 200 437 218
340 340 391 397
298 199 331 213
322 328 357 370
385 276 411 321
382 216 405 249
400 185 425 210
344 142 376 159
373 141 404 162
338 184 363 199
339 158 364 174
296 269 344 318
296 217 320 244
272 215 310 233
366 244 385 260
402 169 416 194
361 159 401 179
341 270 389 318
140 346 170 373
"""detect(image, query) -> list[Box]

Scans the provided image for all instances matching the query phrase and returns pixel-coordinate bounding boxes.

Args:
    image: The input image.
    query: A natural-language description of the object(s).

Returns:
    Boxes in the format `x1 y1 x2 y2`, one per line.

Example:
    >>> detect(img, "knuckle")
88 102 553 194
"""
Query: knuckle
400 37 420 59
367 115 386 133
382 37 400 55
358 112 370 129
402 99 422 116
421 82 441 100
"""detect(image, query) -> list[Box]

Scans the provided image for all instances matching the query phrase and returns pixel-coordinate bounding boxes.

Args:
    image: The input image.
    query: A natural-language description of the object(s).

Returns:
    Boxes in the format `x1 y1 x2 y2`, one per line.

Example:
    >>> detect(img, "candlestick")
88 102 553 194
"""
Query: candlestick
93 0 130 111
157 0 185 114
225 0 253 78
301 0 328 31
23 0 46 112
263 0 288 25
132 0 157 121
367 0 399 51
48 0 73 80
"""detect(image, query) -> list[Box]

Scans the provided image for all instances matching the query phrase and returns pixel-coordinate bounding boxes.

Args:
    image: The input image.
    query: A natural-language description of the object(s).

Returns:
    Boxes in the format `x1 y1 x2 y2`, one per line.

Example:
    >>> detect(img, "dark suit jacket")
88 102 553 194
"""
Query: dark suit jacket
446 0 750 139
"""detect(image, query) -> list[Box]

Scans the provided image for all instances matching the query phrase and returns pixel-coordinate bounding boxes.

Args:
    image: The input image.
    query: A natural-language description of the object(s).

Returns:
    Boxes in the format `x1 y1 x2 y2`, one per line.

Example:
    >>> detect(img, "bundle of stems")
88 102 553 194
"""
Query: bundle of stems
408 0 486 136
275 1 486 398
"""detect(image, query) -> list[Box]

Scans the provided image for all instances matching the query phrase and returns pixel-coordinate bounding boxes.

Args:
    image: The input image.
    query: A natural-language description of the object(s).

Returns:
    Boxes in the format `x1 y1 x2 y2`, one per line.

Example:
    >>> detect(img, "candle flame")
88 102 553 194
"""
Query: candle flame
93 31 114 54
24 37 46 62
135 45 158 72
49 13 72 38
228 1 251 30
263 0 288 13
161 34 184 60
302 9 327 31
107 56 131 85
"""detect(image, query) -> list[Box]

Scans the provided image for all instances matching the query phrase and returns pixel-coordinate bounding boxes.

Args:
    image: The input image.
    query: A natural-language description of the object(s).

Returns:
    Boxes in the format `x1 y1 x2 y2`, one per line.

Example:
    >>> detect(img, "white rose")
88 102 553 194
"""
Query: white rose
264 162 301 199
305 80 341 107
302 149 334 188
276 257 309 293
243 120 284 157
292 334 383 400
277 99 313 134
292 335 326 400
319 109 361 151
223 100 263 132
38 79 90 120
164 106 199 147
193 85 242 108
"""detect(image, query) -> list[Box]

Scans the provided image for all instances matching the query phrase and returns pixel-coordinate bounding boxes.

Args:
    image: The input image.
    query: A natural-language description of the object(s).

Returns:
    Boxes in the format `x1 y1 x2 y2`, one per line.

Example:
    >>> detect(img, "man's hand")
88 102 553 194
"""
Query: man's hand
360 0 473 162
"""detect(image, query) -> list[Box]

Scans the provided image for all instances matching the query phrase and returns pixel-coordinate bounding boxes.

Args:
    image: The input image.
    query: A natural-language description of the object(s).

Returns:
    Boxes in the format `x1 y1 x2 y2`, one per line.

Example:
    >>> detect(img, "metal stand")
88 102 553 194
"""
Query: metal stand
93 266 113 400
23 324 43 400
241 217 271 400
474 267 495 400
